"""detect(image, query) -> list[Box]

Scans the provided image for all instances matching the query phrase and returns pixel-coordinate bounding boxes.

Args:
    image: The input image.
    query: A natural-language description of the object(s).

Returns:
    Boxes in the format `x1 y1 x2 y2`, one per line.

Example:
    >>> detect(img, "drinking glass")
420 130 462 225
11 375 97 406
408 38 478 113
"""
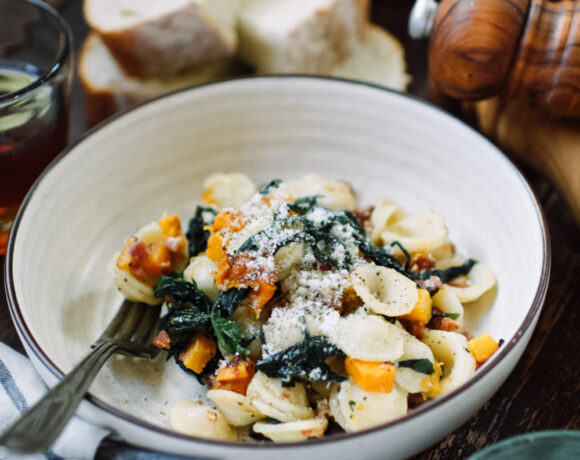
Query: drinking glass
0 0 73 254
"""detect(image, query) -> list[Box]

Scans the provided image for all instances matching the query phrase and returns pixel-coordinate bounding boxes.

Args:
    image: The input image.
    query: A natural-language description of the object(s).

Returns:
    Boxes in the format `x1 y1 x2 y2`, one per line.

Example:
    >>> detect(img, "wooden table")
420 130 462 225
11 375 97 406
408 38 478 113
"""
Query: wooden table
1 1 578 458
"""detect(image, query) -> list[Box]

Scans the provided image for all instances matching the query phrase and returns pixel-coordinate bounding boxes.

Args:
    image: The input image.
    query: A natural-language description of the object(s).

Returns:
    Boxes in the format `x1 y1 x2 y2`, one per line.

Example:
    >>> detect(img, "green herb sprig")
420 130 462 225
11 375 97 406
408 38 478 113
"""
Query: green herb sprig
256 328 346 387
185 206 217 257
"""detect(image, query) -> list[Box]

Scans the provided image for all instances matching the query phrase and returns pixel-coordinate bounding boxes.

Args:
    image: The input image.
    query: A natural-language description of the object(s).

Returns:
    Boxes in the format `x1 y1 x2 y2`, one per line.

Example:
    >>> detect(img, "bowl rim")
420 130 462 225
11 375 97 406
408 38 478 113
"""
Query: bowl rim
4 74 551 450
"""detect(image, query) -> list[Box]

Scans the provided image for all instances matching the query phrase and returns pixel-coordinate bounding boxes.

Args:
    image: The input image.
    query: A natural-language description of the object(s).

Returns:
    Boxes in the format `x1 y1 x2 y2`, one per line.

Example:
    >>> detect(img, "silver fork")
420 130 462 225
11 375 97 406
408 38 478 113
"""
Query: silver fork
0 300 162 453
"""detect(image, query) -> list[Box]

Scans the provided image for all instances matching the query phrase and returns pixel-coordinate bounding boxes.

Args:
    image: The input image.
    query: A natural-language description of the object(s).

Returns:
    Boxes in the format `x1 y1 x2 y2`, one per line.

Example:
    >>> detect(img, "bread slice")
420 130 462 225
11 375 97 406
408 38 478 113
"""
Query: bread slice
78 34 245 126
330 24 409 91
84 0 240 79
238 0 370 74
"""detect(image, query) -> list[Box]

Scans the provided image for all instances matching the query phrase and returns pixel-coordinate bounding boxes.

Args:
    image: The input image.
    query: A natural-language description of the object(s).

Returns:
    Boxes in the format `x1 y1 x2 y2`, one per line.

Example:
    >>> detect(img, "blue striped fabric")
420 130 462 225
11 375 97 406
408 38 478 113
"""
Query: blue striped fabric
0 357 28 413
0 355 64 460
0 343 206 460
0 343 109 459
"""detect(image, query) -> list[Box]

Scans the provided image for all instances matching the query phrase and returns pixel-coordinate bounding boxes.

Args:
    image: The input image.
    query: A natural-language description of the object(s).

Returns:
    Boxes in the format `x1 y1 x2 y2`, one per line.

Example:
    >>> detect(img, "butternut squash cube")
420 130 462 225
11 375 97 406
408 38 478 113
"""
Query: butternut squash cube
140 242 171 277
248 283 277 314
179 332 217 374
401 288 432 324
213 359 256 395
345 357 396 393
158 214 182 238
468 333 499 365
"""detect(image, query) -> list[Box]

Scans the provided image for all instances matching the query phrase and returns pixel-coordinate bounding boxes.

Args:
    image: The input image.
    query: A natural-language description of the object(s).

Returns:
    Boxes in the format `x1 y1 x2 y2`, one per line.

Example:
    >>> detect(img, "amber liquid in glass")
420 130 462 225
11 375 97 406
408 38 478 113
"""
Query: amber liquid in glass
0 61 68 253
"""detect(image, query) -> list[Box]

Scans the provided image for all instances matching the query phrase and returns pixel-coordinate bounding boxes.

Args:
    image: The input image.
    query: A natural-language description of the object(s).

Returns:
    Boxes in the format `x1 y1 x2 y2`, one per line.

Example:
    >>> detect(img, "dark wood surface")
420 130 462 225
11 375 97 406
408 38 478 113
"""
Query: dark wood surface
1 1 578 459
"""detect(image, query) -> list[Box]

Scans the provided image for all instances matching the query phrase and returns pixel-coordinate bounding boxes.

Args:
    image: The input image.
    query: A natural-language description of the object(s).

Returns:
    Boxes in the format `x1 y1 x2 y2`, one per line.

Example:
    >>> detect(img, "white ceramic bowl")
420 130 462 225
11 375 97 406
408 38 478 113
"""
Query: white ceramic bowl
5 76 550 459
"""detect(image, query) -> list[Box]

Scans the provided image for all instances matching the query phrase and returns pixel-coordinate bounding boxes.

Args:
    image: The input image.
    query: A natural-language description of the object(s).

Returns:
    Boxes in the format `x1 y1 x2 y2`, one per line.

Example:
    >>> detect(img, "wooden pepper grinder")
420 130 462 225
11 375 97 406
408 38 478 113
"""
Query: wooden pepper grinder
429 0 580 119
424 0 580 224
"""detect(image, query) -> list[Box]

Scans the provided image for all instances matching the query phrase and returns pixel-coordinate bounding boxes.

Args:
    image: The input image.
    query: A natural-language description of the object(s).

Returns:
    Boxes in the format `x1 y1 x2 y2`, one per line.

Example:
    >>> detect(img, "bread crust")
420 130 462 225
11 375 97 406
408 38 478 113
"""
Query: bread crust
84 0 238 79
78 34 244 125
79 0 408 124
330 24 409 91
238 0 369 74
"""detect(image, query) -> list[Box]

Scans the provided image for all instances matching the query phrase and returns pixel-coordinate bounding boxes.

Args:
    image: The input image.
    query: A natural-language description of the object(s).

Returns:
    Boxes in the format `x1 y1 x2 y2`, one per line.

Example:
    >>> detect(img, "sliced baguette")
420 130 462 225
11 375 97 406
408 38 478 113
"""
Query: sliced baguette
330 24 408 91
78 34 245 126
84 0 240 79
238 0 370 74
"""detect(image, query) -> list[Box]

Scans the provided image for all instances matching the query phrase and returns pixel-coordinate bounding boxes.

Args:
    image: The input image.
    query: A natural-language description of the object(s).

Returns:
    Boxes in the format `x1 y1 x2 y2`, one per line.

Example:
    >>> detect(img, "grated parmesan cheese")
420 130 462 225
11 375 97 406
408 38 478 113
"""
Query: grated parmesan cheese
263 267 348 355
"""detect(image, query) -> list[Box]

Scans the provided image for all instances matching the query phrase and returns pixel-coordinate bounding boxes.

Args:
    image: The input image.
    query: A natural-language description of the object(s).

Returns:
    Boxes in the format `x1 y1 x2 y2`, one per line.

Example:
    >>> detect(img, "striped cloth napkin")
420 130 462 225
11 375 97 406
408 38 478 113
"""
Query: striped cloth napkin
0 343 108 460
0 343 195 460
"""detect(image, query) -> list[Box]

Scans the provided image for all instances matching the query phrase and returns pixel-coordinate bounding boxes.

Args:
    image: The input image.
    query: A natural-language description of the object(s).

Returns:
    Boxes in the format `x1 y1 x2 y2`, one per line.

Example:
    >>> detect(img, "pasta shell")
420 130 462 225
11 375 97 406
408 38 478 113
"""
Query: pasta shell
207 389 265 427
107 252 160 305
309 381 337 400
369 198 406 244
380 211 448 253
136 218 189 266
252 417 328 442
230 306 263 360
274 242 306 280
285 174 357 211
444 263 496 303
169 400 236 440
184 255 219 303
263 300 341 355
226 214 275 253
395 328 435 394
135 221 165 243
422 330 476 393
431 287 464 330
328 312 404 362
429 240 456 261
246 371 314 422
352 264 419 316
434 254 465 269
202 173 257 209
329 380 408 432
109 216 189 305
262 312 305 356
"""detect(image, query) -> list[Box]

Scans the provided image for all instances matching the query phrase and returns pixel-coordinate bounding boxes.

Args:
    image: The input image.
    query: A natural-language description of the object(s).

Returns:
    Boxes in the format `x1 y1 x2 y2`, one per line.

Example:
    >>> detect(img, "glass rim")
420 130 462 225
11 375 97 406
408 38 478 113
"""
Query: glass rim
0 0 73 104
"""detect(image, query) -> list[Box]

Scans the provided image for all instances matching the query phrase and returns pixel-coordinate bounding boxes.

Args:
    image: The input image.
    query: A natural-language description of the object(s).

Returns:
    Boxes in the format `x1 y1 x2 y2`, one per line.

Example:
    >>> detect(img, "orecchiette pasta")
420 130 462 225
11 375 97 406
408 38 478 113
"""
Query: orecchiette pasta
429 240 456 261
109 214 189 305
444 263 496 303
352 264 418 317
422 330 476 393
108 254 159 305
431 288 465 330
330 380 408 432
230 306 263 360
380 211 448 253
285 173 357 211
183 255 220 303
394 328 435 394
369 198 406 244
252 417 328 442
274 242 306 281
207 389 265 426
246 372 314 422
170 400 237 440
328 312 404 362
261 310 309 355
202 172 257 209
109 173 499 443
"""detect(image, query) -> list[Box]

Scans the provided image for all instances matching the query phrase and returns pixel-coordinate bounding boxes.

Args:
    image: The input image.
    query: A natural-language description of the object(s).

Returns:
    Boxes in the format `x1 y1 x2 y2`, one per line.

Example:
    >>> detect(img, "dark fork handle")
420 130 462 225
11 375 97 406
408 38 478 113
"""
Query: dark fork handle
0 341 119 453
